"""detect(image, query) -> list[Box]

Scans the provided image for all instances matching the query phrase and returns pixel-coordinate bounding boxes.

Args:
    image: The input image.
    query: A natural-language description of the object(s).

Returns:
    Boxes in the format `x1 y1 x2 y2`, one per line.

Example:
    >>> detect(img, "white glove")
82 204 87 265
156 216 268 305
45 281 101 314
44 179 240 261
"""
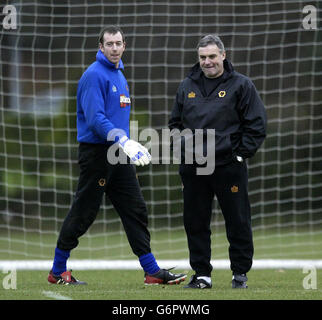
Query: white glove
118 136 152 166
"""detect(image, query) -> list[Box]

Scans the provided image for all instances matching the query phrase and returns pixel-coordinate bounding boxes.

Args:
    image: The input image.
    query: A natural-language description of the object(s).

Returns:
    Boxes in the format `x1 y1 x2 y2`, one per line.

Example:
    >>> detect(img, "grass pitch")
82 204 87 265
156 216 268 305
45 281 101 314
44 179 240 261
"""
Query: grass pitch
0 269 321 300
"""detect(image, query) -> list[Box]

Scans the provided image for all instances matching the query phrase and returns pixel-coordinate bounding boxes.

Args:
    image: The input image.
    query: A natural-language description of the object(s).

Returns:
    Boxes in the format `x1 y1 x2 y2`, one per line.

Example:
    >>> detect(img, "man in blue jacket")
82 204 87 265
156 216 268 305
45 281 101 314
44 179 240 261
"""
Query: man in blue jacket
169 34 267 289
48 26 186 286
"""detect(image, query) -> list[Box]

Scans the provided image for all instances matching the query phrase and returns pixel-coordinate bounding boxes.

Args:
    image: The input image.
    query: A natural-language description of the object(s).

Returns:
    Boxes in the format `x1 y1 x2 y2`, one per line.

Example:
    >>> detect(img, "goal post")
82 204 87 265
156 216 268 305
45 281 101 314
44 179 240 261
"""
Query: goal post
1 0 322 269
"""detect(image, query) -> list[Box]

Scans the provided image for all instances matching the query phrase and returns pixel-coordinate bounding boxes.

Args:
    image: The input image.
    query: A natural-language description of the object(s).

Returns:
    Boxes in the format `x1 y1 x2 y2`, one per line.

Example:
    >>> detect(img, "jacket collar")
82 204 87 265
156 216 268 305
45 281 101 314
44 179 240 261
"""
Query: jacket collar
188 58 234 81
96 50 124 70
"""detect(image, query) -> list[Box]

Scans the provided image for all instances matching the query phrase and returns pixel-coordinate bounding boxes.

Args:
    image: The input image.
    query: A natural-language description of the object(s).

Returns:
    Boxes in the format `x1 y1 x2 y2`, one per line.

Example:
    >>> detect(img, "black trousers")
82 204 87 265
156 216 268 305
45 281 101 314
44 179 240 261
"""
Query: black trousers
57 143 151 257
179 160 253 276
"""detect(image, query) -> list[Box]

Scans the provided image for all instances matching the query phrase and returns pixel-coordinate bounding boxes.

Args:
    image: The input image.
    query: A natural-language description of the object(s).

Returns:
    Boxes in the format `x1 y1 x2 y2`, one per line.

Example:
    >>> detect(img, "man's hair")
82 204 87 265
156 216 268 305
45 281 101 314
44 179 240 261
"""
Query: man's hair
98 25 125 45
197 34 225 53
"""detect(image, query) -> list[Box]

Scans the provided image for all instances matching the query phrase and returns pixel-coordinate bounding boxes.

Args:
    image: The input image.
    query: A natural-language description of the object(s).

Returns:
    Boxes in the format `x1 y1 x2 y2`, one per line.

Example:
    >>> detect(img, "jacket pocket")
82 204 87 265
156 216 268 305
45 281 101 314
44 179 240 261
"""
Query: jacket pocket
214 133 233 164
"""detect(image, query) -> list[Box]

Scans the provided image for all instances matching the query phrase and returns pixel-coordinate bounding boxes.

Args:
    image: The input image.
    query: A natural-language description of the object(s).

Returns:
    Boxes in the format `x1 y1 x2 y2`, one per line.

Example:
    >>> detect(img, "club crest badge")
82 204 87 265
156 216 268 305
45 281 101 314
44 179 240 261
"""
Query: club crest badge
231 185 239 193
188 91 196 98
98 178 106 187
218 90 226 98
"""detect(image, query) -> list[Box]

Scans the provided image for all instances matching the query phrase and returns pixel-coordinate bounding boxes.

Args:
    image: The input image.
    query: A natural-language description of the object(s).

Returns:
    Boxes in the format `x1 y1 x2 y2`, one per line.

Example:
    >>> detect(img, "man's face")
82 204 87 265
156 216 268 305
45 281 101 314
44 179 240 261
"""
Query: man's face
99 32 125 68
199 44 226 78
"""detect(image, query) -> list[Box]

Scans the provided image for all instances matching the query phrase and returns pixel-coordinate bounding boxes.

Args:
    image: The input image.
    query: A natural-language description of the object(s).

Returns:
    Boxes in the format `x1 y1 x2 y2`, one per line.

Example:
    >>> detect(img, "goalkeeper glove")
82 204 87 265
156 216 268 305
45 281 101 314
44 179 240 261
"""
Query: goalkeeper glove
118 136 152 166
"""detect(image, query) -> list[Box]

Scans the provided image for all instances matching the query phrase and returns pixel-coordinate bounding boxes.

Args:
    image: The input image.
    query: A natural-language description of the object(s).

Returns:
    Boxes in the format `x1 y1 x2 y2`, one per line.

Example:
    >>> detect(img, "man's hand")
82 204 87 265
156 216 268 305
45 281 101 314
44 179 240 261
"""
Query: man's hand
118 136 152 166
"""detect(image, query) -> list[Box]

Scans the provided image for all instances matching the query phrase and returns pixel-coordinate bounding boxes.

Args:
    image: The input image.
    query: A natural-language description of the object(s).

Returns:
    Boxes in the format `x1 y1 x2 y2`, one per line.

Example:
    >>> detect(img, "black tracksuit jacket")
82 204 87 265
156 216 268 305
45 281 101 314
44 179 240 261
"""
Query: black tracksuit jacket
169 59 267 166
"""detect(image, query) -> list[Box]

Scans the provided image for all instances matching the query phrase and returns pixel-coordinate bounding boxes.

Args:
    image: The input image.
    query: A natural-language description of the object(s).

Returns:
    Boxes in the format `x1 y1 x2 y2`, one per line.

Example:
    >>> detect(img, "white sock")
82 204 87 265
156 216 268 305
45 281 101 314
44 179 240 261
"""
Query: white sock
197 276 211 284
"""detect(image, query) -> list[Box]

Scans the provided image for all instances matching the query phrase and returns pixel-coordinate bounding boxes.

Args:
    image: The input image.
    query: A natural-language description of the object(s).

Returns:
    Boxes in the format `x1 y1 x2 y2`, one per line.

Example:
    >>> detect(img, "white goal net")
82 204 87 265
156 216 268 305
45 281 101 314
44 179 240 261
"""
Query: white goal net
0 0 321 270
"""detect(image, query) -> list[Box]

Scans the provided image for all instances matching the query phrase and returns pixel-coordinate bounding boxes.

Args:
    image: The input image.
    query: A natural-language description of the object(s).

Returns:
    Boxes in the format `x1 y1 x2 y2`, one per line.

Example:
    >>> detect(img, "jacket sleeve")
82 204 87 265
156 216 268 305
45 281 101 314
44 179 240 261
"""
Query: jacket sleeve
168 82 185 131
236 79 267 159
79 72 125 141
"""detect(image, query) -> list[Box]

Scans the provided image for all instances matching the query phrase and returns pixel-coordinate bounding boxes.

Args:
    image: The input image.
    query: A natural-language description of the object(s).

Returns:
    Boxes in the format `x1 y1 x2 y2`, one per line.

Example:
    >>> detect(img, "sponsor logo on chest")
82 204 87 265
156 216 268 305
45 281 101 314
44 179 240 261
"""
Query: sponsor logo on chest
120 94 131 107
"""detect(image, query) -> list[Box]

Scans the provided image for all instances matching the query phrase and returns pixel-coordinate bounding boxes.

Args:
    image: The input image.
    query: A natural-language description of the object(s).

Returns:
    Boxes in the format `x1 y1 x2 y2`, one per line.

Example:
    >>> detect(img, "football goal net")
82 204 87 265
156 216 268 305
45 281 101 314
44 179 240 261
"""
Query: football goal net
0 0 321 270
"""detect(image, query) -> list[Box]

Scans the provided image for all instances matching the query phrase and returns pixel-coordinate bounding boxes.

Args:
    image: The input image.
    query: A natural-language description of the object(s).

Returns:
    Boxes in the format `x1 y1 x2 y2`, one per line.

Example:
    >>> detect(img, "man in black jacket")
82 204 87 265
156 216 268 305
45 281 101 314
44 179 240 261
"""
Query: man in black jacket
168 34 267 289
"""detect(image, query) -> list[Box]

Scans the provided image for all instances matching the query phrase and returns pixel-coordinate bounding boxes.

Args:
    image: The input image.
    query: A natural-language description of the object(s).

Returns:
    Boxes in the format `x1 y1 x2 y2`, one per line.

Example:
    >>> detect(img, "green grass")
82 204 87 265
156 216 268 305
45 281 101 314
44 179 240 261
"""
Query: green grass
1 228 322 260
1 228 321 301
0 269 321 300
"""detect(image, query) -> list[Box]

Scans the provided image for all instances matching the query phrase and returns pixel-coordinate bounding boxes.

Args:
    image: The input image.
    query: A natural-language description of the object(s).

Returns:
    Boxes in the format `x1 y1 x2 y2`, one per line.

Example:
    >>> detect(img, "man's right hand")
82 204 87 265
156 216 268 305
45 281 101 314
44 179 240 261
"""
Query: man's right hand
118 136 152 166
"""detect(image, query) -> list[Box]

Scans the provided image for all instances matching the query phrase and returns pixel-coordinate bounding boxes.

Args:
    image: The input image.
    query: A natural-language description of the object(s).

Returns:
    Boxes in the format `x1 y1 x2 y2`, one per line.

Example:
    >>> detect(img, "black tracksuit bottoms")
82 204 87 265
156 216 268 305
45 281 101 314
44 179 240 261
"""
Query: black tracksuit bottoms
57 143 151 257
179 160 253 277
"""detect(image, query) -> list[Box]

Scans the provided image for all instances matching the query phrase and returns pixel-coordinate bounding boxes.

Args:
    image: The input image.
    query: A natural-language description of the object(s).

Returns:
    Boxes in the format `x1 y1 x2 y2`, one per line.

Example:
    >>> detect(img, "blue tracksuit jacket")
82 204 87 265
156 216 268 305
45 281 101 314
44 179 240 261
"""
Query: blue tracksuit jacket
76 50 131 145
